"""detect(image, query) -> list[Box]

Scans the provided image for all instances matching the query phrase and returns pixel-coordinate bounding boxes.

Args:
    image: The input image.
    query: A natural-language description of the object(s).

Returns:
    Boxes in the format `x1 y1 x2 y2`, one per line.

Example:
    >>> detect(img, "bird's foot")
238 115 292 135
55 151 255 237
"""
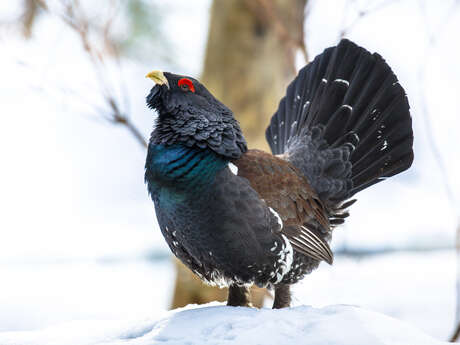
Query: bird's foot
227 285 252 307
272 284 291 309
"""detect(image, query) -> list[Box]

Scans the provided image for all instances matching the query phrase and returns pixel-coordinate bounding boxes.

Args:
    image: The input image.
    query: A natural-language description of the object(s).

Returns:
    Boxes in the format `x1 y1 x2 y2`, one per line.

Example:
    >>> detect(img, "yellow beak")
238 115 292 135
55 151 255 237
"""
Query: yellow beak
146 70 169 88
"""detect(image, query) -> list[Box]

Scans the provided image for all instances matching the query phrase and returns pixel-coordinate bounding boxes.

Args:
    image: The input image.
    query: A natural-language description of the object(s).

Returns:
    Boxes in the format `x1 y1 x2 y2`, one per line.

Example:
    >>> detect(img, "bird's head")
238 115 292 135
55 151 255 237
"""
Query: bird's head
146 70 247 159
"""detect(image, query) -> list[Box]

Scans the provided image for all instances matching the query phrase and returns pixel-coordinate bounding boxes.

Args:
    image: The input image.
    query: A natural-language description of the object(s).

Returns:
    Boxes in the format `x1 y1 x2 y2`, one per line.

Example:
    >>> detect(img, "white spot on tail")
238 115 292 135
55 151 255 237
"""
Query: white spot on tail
381 139 388 151
342 104 352 111
334 78 350 86
322 78 328 83
228 162 238 175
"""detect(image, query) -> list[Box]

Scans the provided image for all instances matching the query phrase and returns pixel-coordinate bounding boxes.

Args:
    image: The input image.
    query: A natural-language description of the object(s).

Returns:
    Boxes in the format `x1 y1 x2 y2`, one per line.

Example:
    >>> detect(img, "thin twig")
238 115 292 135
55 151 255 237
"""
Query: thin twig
36 0 148 149
107 96 148 148
453 222 460 342
339 0 401 39
414 0 460 341
416 0 459 210
451 324 460 343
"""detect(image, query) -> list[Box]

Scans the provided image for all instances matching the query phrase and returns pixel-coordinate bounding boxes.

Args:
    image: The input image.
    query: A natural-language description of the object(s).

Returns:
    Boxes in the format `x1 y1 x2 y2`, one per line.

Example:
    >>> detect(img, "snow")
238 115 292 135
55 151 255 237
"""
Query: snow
291 250 456 339
0 250 454 339
0 0 459 340
0 303 448 345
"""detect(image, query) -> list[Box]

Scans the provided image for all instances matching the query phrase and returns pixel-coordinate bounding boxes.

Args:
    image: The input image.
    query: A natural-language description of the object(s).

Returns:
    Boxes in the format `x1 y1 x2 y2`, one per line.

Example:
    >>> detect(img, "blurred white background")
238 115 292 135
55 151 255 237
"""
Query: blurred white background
0 0 459 340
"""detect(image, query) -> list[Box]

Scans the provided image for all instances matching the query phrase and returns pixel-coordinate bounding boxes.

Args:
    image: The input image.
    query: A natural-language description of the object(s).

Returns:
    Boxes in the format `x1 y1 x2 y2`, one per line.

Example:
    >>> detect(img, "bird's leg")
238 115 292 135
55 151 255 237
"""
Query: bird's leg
227 284 252 307
273 284 291 309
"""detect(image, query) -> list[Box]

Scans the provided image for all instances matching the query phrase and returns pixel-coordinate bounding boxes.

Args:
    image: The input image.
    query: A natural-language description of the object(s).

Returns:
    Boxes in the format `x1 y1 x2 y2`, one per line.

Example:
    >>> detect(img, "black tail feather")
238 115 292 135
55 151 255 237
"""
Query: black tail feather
266 39 413 206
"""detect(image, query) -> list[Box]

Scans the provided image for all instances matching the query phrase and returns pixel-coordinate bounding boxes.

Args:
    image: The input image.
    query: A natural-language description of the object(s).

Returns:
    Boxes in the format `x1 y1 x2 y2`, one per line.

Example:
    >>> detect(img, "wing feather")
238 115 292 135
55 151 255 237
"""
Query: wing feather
234 150 333 264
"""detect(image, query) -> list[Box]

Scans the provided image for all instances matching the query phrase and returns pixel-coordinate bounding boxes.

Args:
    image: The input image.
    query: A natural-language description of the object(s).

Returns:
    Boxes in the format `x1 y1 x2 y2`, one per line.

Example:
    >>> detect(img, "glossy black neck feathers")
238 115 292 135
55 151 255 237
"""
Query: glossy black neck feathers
147 73 247 160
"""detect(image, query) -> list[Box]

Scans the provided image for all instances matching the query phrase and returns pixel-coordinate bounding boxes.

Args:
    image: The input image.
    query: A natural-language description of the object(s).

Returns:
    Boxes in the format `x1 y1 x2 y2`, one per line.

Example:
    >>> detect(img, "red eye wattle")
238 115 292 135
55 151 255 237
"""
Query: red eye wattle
178 78 195 93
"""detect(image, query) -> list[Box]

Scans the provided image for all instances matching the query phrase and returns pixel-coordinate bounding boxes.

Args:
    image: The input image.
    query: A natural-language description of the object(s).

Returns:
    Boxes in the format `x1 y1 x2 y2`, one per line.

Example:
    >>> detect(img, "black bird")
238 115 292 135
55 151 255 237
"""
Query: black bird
144 39 413 309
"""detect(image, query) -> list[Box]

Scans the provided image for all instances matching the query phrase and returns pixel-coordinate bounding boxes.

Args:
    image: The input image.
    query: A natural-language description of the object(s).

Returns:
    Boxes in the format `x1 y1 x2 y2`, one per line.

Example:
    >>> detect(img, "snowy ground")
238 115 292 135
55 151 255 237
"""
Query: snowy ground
292 250 456 339
0 303 449 345
0 250 455 341
0 260 175 332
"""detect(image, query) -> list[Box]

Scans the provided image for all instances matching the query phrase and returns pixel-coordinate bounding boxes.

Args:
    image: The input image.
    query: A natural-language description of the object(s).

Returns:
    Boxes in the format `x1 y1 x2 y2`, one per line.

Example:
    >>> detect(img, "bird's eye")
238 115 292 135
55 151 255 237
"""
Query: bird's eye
178 78 195 93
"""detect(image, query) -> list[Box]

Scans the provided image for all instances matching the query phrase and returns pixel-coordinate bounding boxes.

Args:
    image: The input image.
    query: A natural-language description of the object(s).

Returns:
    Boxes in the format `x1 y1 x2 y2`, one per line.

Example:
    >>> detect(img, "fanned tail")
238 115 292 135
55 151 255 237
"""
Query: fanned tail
265 39 414 211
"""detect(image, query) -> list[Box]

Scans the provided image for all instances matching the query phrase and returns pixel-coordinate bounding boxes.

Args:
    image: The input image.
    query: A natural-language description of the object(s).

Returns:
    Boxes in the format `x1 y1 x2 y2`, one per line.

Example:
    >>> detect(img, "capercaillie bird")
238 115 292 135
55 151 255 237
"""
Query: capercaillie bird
144 39 414 309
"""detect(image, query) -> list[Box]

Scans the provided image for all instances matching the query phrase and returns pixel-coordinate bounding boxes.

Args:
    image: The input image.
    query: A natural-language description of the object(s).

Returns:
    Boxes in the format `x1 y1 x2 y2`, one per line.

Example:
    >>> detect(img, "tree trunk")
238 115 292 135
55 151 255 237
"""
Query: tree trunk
171 0 308 309
202 0 307 150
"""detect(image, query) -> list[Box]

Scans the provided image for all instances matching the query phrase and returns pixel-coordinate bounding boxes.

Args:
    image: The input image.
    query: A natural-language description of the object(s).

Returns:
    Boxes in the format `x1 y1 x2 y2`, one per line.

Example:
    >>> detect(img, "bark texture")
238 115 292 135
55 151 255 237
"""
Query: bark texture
202 0 307 150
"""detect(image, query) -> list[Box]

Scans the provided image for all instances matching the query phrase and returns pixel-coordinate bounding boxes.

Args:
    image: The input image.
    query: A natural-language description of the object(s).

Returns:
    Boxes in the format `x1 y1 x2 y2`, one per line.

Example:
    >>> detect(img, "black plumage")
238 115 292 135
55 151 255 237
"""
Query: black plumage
266 40 413 205
147 73 247 159
144 39 414 308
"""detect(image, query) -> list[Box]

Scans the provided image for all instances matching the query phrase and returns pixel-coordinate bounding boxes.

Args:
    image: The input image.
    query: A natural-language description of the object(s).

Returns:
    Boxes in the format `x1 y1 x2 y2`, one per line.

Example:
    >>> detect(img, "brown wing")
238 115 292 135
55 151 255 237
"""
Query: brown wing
233 149 333 264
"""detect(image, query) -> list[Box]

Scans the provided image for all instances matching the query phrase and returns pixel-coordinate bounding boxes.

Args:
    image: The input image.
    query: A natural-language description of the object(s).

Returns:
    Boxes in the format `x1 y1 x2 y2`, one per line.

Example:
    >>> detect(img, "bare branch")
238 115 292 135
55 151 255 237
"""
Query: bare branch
339 0 401 39
453 221 460 342
36 0 147 149
451 323 460 343
414 1 460 341
21 0 40 38
416 0 459 210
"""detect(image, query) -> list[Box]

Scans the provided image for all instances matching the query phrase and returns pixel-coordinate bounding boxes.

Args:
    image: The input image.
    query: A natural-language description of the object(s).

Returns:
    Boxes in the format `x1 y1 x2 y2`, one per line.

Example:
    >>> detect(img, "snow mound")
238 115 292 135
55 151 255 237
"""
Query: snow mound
0 304 447 345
